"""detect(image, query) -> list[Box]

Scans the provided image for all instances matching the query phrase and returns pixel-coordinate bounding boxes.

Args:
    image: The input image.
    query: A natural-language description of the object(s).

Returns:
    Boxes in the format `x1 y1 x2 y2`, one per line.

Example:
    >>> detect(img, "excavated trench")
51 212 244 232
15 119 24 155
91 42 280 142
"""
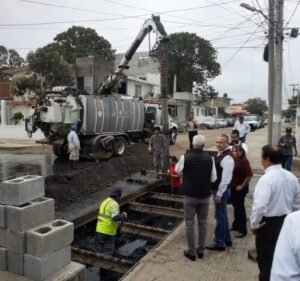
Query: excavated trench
71 184 184 281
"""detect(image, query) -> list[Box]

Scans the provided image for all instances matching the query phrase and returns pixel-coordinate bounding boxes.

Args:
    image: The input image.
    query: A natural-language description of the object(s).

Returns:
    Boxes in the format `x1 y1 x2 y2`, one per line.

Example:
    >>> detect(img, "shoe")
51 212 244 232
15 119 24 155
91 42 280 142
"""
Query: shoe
236 233 247 238
230 227 238 231
196 252 204 259
225 240 232 247
183 250 196 261
206 244 225 251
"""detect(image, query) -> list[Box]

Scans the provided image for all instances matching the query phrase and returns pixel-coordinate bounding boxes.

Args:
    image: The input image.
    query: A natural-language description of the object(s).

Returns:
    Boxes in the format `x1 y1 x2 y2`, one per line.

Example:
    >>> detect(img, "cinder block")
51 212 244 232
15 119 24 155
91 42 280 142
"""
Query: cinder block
0 247 7 271
0 175 44 206
7 229 26 254
24 246 71 281
6 197 55 232
0 205 6 228
0 228 7 248
27 219 74 257
7 250 24 275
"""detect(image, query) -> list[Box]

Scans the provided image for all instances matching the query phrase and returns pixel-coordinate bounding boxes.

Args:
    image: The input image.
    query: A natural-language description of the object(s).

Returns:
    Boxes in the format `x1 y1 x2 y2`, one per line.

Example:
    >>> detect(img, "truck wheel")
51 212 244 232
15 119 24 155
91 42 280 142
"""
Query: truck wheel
52 144 68 158
112 137 126 156
170 128 177 145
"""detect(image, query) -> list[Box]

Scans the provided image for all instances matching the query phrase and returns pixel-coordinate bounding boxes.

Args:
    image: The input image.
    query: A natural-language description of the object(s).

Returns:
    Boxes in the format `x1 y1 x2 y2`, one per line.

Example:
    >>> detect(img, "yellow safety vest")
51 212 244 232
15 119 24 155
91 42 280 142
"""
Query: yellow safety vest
96 197 119 236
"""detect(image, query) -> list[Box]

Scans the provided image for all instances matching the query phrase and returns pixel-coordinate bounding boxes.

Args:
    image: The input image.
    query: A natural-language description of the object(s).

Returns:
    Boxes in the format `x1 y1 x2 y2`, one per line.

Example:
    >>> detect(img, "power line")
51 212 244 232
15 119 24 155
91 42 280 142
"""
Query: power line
285 0 300 27
222 25 261 67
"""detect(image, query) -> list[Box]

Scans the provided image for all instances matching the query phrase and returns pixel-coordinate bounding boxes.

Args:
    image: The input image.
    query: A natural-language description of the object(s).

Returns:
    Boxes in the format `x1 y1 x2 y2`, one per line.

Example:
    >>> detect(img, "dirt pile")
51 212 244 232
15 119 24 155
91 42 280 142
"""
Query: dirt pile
45 143 153 210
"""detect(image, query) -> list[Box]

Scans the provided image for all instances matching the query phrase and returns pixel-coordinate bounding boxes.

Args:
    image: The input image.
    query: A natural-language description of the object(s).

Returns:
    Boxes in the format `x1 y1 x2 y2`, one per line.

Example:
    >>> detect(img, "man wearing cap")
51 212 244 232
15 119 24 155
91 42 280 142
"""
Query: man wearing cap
67 124 80 169
96 187 127 256
278 127 297 171
233 116 250 143
176 135 217 261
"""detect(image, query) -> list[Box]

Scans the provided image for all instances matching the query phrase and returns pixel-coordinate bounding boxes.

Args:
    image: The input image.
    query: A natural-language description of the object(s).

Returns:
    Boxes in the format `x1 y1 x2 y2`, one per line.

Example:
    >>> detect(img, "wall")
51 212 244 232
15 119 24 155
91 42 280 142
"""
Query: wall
0 123 44 140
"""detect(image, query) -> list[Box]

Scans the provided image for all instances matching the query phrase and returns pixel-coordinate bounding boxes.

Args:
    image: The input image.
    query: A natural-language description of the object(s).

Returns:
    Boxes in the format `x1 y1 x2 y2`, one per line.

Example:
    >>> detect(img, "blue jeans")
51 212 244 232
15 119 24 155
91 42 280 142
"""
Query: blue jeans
213 189 231 246
281 154 293 171
240 135 246 143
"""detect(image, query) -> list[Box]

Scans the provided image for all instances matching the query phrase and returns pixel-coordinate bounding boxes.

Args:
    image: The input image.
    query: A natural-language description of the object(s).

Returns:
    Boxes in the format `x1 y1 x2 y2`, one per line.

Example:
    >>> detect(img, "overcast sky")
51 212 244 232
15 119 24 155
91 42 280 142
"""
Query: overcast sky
1 0 300 105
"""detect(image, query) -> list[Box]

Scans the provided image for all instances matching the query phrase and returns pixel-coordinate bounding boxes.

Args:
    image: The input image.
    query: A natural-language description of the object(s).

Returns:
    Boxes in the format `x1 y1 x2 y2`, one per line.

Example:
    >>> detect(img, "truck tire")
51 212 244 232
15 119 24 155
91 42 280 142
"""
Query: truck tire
169 128 177 145
112 137 126 156
52 144 68 159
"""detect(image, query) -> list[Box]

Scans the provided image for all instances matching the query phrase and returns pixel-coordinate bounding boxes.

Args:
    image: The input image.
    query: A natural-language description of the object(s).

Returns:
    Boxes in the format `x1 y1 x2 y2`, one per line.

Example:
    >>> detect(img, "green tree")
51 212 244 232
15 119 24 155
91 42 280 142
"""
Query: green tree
52 26 115 63
11 74 42 97
245 97 268 116
193 82 218 103
27 46 73 89
167 32 221 94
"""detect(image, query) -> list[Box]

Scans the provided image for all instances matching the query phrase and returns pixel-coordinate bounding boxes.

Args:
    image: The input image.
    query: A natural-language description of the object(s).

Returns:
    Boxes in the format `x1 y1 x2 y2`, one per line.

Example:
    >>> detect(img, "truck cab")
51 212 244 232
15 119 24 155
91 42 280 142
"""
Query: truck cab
145 103 178 144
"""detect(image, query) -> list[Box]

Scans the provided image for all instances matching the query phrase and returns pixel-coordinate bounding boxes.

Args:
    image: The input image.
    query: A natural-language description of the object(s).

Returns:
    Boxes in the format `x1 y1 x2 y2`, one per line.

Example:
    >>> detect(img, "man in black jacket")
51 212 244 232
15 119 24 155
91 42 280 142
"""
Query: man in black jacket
176 135 217 261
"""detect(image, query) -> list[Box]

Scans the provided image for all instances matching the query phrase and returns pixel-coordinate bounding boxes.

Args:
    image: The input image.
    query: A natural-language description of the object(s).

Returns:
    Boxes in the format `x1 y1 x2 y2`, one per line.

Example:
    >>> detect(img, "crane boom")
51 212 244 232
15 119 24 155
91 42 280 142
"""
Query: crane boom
98 15 168 95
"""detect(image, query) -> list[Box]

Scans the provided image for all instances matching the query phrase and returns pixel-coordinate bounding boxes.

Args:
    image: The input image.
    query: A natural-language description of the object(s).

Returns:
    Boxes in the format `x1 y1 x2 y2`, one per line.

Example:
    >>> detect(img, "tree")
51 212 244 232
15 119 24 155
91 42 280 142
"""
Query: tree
167 32 221 94
282 95 298 119
0 45 25 69
27 46 73 90
193 82 218 104
245 98 268 116
11 74 42 97
51 26 115 63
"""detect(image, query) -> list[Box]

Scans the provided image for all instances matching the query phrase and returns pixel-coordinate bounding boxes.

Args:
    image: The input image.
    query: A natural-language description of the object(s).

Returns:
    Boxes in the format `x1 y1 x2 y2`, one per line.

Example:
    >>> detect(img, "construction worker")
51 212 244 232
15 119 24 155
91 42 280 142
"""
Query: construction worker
95 187 127 256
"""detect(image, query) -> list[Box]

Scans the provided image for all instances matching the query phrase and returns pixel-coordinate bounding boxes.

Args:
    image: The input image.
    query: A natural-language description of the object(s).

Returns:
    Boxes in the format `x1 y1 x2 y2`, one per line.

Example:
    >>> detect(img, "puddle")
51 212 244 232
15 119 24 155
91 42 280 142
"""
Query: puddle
116 239 147 257
0 153 57 181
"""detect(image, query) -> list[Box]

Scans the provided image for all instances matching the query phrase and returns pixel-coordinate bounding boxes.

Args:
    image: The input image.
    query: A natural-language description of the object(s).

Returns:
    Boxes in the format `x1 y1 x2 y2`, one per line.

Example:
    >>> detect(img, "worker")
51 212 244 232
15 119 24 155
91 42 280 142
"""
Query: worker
67 124 80 169
95 187 127 256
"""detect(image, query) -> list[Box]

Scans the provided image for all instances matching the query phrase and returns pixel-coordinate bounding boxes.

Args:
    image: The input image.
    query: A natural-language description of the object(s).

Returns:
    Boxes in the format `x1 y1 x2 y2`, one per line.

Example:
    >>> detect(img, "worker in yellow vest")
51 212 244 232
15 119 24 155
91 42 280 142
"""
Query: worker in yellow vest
96 187 127 256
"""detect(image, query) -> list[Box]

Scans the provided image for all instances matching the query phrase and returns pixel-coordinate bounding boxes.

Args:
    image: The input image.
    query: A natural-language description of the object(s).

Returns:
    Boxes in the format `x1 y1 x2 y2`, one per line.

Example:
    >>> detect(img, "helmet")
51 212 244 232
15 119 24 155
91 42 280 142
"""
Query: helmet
110 187 122 197
70 124 77 130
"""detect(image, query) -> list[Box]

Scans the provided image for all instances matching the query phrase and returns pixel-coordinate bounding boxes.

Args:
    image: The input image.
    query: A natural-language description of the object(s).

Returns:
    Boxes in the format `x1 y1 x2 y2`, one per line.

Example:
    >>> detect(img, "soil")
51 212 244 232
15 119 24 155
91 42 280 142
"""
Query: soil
45 142 153 210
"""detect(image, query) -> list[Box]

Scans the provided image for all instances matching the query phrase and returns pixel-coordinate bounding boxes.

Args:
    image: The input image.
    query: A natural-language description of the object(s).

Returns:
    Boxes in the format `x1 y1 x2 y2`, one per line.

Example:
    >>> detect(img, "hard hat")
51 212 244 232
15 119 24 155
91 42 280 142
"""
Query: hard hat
110 187 122 197
70 124 77 130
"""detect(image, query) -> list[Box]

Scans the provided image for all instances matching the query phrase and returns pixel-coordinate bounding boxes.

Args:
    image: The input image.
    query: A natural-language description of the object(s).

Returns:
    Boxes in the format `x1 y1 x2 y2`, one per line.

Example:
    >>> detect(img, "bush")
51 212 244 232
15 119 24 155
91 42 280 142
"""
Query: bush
12 112 24 125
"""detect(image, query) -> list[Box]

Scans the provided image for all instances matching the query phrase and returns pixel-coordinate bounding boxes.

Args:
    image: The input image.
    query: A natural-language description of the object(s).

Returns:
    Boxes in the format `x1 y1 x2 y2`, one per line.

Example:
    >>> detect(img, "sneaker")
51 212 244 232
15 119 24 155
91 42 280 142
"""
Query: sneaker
236 233 247 238
206 243 225 251
225 240 232 247
183 250 196 261
196 252 204 259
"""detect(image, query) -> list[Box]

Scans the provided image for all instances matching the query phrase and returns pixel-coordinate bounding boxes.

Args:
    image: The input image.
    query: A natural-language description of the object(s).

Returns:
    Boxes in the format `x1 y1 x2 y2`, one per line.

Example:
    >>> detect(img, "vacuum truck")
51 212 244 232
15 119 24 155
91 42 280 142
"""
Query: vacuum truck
25 15 176 158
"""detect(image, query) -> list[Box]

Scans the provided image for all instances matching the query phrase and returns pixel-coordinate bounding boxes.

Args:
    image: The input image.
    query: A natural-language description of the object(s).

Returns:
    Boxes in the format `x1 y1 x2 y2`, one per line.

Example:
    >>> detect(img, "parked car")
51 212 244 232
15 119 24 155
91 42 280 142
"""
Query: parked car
201 117 217 129
215 119 227 128
244 115 259 132
264 119 268 125
225 117 235 127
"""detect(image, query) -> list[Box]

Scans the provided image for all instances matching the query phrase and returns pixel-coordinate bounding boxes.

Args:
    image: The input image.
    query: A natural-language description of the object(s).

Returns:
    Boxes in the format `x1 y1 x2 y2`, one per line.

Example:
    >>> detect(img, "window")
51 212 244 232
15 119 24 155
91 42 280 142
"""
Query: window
135 84 142 97
77 77 84 91
196 108 200 116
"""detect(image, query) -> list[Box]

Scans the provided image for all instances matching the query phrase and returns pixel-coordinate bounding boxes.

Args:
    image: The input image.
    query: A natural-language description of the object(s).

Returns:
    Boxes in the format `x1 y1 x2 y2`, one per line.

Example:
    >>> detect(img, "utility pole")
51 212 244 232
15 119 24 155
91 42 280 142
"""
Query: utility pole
159 39 170 175
268 0 275 144
272 0 284 144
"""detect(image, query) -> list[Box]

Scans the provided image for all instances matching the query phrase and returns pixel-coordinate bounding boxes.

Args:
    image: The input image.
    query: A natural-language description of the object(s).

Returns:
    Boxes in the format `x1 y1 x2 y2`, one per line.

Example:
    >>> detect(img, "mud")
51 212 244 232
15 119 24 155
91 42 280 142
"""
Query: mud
45 143 153 210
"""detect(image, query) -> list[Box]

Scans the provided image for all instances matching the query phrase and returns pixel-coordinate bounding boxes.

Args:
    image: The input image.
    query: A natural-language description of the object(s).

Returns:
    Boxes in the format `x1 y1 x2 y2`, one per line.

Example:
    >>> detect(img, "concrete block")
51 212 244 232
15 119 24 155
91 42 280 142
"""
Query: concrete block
0 247 7 271
0 205 6 228
27 219 74 257
47 261 86 281
24 246 71 281
0 175 44 206
0 228 7 248
6 197 55 232
7 250 24 275
7 229 26 254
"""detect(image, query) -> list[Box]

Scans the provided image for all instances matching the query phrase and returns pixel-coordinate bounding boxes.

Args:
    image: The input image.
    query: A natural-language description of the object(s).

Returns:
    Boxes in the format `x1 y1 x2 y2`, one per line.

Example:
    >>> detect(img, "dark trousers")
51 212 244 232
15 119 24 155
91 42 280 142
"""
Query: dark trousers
231 188 247 235
281 154 293 171
188 131 198 150
95 233 115 256
256 215 286 281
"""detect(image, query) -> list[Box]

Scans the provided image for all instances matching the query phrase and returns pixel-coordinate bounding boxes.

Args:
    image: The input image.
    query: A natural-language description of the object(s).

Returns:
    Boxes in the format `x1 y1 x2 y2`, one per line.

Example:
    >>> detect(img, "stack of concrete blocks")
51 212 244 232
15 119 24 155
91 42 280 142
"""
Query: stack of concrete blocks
0 175 75 281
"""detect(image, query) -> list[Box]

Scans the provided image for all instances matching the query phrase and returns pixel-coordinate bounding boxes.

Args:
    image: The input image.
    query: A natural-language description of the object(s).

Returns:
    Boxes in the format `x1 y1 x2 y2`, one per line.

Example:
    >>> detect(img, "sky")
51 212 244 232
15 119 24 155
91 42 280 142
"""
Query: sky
1 0 300 105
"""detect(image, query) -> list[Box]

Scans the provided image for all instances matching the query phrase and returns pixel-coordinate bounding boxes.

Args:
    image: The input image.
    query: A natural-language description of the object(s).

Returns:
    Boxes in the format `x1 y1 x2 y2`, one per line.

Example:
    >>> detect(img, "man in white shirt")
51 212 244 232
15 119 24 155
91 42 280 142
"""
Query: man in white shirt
233 116 250 143
250 145 300 281
206 134 234 251
67 124 80 169
270 210 300 281
176 135 217 261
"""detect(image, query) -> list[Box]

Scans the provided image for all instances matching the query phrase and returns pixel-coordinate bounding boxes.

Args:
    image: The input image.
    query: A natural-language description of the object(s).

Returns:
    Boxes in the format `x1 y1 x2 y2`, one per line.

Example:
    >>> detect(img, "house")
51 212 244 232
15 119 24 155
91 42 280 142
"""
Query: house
225 103 247 116
202 96 232 118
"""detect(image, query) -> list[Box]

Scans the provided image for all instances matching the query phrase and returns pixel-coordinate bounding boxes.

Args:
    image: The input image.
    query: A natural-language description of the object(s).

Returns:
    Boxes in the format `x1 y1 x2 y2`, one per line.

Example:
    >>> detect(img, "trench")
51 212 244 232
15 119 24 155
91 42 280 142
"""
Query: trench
71 184 184 281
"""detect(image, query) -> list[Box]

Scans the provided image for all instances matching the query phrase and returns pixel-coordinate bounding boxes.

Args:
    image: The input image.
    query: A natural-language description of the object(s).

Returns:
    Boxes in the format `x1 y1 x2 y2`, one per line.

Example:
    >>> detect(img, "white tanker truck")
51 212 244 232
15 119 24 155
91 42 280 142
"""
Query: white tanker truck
25 15 177 158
